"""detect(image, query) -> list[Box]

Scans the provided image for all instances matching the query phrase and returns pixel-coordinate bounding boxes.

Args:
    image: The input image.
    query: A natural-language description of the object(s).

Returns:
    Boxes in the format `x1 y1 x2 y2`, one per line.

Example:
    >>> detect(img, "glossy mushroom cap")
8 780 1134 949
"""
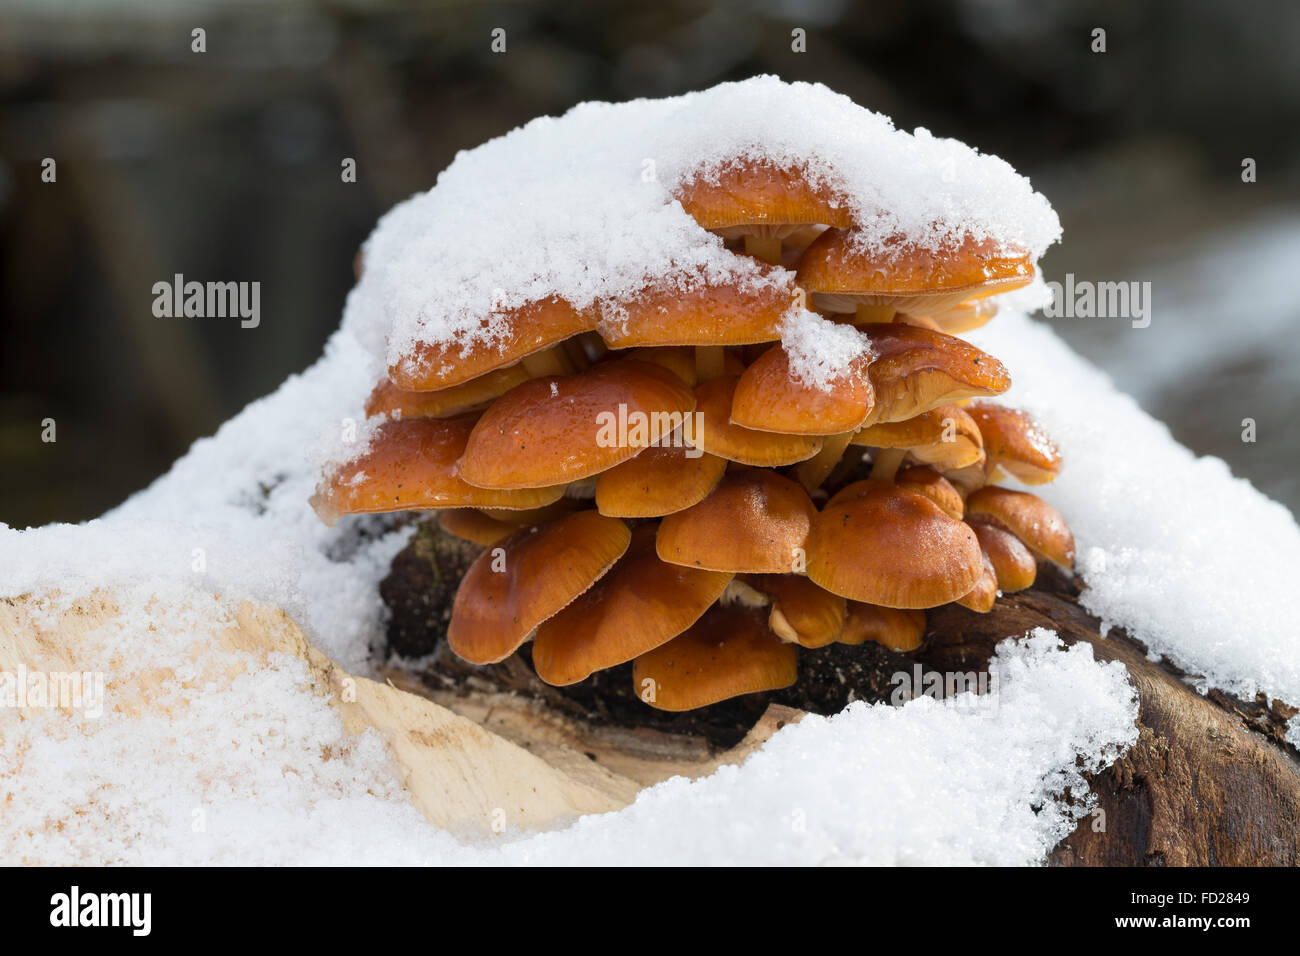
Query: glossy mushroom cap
955 553 998 613
447 510 631 665
744 574 846 648
692 376 823 465
595 442 727 518
859 324 1011 423
390 297 595 391
807 479 983 607
657 469 816 574
673 158 853 239
966 402 1062 485
965 486 1075 568
852 403 984 472
310 417 565 525
894 465 965 520
970 521 1038 592
438 508 516 547
730 344 873 435
632 603 799 711
838 603 926 651
458 358 695 489
915 296 999 335
599 267 795 348
531 526 732 685
365 367 530 421
796 229 1034 314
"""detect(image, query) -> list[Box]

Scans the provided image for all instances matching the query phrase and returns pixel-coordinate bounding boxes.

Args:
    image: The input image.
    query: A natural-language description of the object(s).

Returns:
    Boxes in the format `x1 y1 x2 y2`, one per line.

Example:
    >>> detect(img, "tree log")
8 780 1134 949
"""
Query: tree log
381 518 1300 865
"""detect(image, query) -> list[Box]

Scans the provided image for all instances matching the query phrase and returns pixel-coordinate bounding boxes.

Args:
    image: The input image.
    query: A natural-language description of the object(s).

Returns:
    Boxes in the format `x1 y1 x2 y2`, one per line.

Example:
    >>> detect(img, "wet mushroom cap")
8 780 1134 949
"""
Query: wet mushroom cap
807 478 983 607
447 510 631 665
893 465 965 520
692 375 824 466
364 366 531 420
531 526 733 686
955 554 998 613
309 416 565 525
852 403 984 472
458 358 696 489
657 469 816 574
594 442 727 518
970 521 1038 592
744 574 846 648
796 229 1034 314
599 267 796 348
390 297 595 391
965 401 1062 485
673 158 853 238
632 603 799 711
438 508 517 547
965 486 1075 567
859 324 1011 423
838 603 926 651
730 344 873 435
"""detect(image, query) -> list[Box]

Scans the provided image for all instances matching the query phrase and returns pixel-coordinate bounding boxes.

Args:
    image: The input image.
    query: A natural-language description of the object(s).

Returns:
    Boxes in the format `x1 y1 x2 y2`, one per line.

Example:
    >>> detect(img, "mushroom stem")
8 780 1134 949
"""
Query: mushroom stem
855 303 896 324
694 345 727 382
795 431 855 492
768 606 799 643
743 234 782 265
869 447 907 482
521 345 575 378
560 337 591 372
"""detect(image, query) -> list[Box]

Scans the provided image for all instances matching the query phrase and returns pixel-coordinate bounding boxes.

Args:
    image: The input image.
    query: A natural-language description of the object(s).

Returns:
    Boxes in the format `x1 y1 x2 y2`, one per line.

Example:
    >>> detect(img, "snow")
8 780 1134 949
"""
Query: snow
970 313 1300 742
349 76 1060 379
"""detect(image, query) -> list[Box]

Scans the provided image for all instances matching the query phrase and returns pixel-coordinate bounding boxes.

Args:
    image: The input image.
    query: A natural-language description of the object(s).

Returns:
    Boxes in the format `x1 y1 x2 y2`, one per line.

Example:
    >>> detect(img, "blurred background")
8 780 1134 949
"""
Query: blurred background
2 0 1298 527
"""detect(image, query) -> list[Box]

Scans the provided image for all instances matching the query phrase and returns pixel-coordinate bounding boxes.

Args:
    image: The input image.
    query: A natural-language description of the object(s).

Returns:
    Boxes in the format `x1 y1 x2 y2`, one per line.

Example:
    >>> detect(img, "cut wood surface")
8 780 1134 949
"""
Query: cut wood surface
0 591 795 859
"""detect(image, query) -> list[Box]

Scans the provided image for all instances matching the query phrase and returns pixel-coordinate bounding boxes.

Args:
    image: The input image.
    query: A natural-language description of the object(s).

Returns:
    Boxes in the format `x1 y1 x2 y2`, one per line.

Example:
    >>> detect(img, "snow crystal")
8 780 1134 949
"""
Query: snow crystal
345 76 1060 374
780 309 873 388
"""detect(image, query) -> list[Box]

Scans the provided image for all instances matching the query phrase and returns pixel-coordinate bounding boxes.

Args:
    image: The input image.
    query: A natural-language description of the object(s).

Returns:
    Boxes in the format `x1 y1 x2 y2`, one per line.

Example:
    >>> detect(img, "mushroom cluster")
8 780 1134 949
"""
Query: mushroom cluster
314 156 1074 712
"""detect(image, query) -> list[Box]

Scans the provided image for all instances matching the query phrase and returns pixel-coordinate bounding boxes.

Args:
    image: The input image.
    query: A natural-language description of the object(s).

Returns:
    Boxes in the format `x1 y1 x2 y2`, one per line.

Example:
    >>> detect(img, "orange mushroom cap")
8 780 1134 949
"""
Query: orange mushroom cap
807 479 983 607
796 229 1034 314
364 366 531 420
657 469 816 574
955 552 998 613
632 603 799 711
594 441 727 518
910 296 999 335
894 465 965 520
310 417 565 525
673 158 853 239
970 520 1038 592
744 574 846 648
965 486 1075 568
852 403 984 472
447 510 631 665
860 324 1010 423
599 266 796 348
390 297 595 391
692 376 823 466
966 401 1062 485
839 603 927 651
458 358 696 490
531 526 732 686
438 509 516 547
730 344 873 435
